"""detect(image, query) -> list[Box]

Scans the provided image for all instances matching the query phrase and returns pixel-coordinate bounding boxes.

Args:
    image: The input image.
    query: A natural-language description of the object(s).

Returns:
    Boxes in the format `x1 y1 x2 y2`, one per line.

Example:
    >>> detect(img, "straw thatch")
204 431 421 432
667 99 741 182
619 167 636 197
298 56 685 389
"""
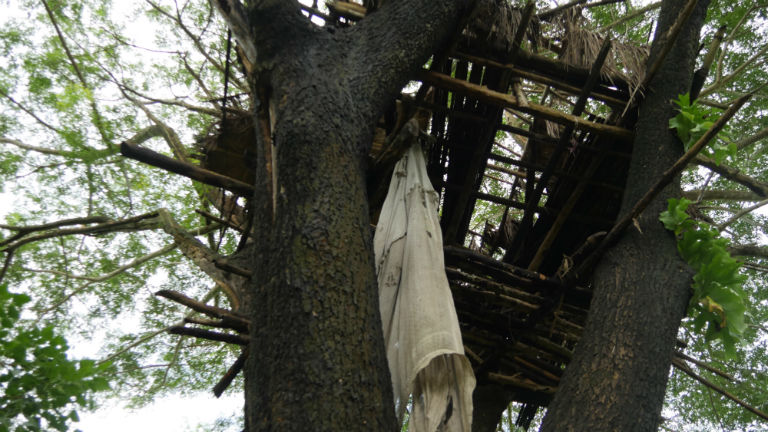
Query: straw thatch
558 8 649 90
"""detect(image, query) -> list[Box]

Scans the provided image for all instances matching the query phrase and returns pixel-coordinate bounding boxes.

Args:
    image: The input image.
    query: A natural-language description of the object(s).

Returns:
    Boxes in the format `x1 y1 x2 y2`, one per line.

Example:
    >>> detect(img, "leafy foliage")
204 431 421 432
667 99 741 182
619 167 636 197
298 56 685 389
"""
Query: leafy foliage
0 283 110 432
669 93 737 165
659 198 748 357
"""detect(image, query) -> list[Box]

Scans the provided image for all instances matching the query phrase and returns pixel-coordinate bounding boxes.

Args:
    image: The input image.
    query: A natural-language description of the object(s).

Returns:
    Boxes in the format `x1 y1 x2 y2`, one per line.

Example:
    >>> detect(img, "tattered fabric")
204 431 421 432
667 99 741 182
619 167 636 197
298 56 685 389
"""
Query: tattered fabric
374 143 475 432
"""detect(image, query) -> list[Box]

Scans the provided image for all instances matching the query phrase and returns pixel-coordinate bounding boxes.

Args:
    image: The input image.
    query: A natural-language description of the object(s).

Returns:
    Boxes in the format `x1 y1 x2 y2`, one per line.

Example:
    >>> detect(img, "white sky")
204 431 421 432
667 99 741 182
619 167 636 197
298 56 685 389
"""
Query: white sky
75 394 242 431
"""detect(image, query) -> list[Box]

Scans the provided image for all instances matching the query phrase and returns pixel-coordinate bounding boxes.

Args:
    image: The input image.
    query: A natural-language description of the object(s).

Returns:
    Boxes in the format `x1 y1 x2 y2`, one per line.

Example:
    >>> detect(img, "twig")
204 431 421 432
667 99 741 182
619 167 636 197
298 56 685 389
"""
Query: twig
98 326 171 366
0 87 61 133
672 357 768 422
675 351 736 382
39 243 178 316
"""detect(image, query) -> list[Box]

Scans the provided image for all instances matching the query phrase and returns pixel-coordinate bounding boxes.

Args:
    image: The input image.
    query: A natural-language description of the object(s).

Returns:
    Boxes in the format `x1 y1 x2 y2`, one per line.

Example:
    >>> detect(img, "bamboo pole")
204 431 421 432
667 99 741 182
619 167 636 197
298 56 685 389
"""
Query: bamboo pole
121 142 255 196
416 70 634 141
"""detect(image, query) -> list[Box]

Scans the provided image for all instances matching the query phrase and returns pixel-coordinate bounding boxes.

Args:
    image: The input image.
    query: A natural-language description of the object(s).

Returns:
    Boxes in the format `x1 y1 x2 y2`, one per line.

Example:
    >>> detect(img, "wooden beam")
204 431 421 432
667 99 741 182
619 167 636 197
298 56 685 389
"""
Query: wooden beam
416 70 634 141
456 52 627 107
121 142 255 197
169 325 248 345
507 38 614 265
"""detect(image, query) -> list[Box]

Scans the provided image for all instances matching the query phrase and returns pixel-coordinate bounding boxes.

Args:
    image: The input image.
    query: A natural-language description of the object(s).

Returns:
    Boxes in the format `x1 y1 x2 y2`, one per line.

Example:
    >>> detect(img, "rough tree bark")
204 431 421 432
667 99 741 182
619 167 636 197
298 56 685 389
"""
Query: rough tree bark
539 1 710 431
214 1 474 431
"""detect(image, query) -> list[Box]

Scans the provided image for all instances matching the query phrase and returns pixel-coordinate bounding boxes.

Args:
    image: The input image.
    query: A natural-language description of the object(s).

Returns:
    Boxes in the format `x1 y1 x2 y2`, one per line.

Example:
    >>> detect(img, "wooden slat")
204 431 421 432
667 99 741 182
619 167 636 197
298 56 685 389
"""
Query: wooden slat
417 70 634 141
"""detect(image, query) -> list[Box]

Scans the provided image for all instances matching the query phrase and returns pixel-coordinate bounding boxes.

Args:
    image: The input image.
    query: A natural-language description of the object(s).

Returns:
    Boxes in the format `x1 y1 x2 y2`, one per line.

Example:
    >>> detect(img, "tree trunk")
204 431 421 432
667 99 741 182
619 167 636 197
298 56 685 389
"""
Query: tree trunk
236 2 472 430
539 1 710 431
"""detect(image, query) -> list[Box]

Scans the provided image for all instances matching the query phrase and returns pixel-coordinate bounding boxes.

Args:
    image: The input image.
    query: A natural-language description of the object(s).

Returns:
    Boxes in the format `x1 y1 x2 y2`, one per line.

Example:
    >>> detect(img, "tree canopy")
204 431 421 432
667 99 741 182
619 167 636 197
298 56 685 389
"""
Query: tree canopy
1 0 768 431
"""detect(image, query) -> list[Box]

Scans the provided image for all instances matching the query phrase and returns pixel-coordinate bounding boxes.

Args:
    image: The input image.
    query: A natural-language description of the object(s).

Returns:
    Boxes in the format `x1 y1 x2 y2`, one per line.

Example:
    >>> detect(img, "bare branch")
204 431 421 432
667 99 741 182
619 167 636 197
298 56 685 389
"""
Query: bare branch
701 43 768 98
0 212 160 252
157 289 248 330
213 347 247 397
682 189 766 202
169 325 248 345
728 244 768 259
0 87 62 133
717 198 768 230
736 125 768 152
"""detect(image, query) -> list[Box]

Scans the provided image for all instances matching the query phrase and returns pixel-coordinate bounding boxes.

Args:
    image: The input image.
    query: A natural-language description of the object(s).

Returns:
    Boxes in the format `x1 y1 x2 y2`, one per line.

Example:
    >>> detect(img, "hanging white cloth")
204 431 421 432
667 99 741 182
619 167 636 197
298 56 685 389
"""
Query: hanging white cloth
374 143 475 432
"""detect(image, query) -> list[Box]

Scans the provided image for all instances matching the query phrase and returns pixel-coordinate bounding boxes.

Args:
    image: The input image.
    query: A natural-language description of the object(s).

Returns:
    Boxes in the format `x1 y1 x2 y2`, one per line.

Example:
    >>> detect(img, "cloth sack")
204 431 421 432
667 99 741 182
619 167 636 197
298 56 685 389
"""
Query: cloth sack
374 143 475 432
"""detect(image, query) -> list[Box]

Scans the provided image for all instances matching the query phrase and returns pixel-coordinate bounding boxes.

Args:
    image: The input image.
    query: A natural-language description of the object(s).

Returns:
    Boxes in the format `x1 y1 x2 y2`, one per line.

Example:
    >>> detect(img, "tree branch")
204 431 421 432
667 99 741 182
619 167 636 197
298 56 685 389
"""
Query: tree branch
344 0 476 125
597 1 662 33
0 212 160 252
701 40 768 98
735 125 768 152
1 125 164 160
717 198 768 230
122 85 222 117
573 92 752 279
155 209 244 308
673 357 768 422
120 141 255 196
146 0 233 82
38 243 179 316
213 347 248 397
156 289 249 330
728 244 768 259
682 189 767 202
41 0 114 147
694 154 768 197
0 87 62 133
169 325 248 345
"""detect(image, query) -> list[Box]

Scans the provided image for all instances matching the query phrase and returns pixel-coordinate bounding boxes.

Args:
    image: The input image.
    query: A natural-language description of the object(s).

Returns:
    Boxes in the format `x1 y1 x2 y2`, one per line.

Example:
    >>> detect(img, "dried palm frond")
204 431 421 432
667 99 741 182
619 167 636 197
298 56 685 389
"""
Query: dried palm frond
469 0 542 54
558 8 649 91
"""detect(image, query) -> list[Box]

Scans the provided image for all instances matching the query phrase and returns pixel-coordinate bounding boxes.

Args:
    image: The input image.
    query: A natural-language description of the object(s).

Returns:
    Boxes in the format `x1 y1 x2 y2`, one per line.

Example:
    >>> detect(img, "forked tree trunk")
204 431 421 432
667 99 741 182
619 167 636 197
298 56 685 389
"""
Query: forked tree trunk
539 1 710 431
234 2 472 430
